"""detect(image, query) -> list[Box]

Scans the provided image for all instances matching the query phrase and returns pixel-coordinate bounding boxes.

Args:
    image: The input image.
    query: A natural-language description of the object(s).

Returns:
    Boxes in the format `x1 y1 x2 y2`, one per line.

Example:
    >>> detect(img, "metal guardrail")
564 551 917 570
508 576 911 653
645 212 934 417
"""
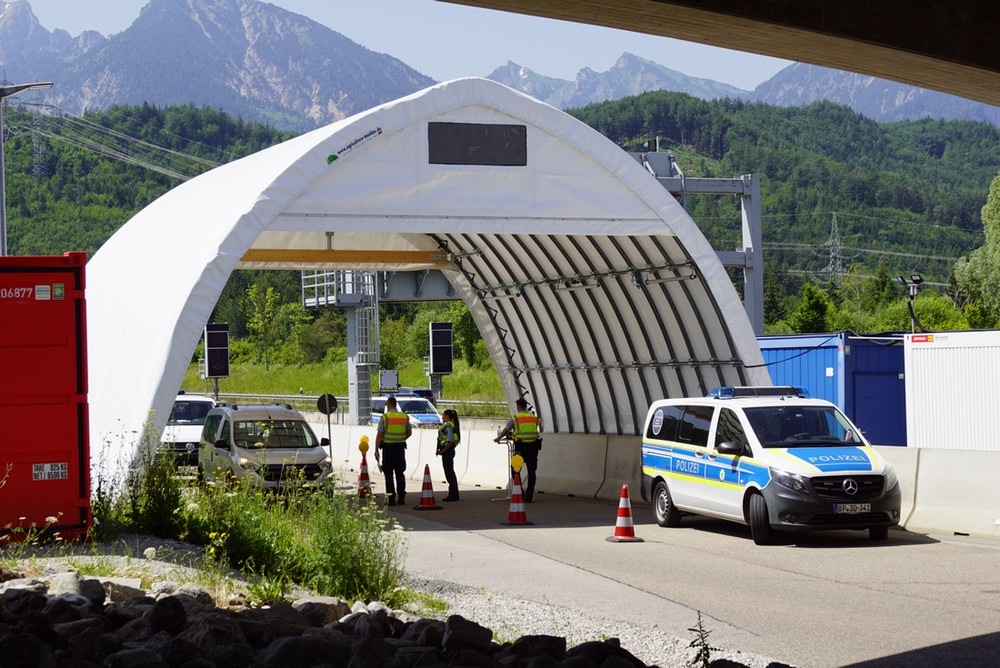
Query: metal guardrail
212 393 508 419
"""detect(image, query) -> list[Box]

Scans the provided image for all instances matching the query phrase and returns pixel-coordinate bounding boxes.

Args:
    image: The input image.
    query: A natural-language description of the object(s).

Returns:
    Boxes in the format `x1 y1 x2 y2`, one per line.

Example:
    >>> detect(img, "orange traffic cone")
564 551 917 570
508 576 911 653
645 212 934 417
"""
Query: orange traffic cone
413 464 443 510
502 471 534 526
357 453 372 499
606 483 643 542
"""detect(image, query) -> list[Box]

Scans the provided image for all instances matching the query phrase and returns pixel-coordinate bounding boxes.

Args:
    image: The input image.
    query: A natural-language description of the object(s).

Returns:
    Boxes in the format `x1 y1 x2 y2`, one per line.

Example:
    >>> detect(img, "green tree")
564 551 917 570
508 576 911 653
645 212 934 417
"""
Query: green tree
448 301 482 367
789 283 832 333
245 283 282 371
954 174 1000 321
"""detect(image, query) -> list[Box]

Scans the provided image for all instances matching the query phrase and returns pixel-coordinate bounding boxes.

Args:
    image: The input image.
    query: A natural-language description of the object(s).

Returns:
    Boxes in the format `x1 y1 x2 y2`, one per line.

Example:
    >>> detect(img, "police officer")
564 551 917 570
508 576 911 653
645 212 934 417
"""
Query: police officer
437 409 461 501
494 398 542 502
375 396 411 506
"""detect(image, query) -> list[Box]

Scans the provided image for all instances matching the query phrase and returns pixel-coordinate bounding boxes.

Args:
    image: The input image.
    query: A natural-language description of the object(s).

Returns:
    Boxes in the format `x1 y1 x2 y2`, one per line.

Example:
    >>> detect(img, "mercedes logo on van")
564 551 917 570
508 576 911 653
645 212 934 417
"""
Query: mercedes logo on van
842 478 859 495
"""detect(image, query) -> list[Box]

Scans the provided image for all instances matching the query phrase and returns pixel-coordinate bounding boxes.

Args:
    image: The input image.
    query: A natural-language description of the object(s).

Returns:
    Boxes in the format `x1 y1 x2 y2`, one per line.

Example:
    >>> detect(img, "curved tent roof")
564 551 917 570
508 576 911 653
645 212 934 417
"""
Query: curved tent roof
87 77 768 480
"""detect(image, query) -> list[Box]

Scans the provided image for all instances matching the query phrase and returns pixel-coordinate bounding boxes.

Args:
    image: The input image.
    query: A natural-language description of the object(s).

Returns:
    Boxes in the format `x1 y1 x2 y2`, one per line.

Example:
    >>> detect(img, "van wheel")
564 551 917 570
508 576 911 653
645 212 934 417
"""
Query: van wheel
653 481 681 527
869 525 889 541
749 493 773 545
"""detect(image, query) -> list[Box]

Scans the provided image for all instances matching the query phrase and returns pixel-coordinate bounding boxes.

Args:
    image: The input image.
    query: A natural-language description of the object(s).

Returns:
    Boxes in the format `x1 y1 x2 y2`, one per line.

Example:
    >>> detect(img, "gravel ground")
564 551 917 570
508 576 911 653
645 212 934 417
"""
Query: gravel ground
407 576 788 668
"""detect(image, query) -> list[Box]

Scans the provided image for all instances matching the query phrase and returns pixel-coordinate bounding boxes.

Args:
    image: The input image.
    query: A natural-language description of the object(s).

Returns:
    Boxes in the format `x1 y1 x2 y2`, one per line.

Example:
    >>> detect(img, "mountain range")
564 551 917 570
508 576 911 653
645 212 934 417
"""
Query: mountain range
2 0 998 131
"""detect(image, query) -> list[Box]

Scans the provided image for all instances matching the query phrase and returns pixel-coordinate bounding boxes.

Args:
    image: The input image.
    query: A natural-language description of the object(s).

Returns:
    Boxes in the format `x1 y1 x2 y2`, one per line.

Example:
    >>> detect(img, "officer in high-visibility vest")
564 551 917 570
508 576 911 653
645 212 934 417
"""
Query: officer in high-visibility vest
494 397 543 502
436 409 461 502
375 396 412 506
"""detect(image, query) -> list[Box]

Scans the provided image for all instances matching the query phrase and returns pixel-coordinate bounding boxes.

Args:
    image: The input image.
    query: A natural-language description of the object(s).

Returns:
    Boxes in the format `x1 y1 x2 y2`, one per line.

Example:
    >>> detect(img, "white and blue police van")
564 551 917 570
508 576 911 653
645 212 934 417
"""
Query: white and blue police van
639 386 901 544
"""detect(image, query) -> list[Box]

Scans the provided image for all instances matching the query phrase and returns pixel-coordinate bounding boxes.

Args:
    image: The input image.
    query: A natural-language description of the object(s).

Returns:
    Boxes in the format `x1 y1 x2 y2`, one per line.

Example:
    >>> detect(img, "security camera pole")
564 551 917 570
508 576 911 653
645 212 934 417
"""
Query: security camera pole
0 81 54 256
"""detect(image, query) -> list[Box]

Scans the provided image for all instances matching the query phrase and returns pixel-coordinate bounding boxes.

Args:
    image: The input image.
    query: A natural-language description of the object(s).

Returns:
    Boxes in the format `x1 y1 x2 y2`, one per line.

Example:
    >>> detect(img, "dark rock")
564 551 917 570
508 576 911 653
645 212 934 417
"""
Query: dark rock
445 648 506 667
563 640 646 667
204 642 256 666
60 625 123 662
141 630 205 666
495 635 567 661
1 588 48 616
146 596 187 635
257 634 352 667
442 614 494 654
176 610 245 650
103 646 170 668
292 596 352 626
0 631 58 667
399 618 445 647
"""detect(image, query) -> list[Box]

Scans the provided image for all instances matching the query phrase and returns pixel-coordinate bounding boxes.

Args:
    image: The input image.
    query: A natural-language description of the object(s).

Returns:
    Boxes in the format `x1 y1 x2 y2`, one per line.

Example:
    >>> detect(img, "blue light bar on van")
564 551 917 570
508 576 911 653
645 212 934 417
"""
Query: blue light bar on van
708 386 809 399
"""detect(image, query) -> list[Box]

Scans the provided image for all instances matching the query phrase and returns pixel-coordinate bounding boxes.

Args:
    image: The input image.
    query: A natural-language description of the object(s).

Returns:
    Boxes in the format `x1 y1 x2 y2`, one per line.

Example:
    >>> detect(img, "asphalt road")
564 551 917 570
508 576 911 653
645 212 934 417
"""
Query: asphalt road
388 485 1000 668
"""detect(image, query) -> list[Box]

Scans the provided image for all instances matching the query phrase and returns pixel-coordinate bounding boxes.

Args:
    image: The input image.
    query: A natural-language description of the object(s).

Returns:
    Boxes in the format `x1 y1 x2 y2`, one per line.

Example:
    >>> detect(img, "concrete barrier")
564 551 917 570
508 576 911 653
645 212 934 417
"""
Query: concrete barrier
597 435 643 501
895 448 1000 539
536 433 608 498
873 446 917 526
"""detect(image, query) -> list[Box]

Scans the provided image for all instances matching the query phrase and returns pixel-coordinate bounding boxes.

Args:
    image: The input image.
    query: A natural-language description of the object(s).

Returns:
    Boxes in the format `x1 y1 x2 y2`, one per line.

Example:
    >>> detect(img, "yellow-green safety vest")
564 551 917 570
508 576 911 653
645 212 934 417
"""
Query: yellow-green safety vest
513 412 540 441
438 420 459 446
381 410 409 444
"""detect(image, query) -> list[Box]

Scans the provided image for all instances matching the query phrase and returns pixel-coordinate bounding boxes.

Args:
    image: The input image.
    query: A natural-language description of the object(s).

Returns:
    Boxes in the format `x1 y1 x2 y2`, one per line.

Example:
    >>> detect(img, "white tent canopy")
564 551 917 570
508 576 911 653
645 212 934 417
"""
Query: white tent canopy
87 77 767 481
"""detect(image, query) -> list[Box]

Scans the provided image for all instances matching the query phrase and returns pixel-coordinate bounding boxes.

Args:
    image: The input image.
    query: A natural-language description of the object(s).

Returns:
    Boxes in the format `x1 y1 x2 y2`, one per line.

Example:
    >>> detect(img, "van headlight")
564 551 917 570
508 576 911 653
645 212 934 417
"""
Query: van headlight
770 468 809 494
319 457 333 471
237 457 260 473
883 466 898 491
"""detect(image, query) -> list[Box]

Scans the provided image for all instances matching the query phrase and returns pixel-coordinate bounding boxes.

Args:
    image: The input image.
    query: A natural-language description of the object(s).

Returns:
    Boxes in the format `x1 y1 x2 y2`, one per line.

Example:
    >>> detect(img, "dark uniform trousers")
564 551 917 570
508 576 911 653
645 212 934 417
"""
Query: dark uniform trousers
512 439 540 502
381 442 407 503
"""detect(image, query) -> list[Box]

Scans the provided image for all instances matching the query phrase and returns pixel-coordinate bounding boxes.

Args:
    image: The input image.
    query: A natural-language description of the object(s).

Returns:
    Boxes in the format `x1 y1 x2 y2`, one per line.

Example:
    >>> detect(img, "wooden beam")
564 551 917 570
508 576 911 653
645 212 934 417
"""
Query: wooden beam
240 249 452 265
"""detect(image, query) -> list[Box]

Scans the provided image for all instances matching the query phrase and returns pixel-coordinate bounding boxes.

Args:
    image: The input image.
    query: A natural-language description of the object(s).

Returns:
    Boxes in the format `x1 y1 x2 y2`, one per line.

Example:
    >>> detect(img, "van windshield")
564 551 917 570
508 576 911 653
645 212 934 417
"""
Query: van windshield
744 405 863 447
167 400 213 425
233 419 319 449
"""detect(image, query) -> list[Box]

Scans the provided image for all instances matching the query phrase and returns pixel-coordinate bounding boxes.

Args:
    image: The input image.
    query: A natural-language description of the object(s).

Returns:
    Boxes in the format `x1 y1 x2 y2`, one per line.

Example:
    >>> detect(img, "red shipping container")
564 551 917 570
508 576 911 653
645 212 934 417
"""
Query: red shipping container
0 252 90 541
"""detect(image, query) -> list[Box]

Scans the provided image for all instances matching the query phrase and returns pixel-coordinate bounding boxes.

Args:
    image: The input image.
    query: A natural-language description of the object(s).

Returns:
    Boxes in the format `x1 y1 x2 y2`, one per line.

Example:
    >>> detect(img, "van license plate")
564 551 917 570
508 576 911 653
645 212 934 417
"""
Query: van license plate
834 503 870 514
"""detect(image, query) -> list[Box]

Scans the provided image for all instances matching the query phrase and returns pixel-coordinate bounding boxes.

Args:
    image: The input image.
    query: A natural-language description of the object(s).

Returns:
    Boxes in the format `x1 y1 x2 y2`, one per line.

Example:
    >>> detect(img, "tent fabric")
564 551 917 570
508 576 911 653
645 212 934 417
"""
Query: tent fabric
86 77 768 483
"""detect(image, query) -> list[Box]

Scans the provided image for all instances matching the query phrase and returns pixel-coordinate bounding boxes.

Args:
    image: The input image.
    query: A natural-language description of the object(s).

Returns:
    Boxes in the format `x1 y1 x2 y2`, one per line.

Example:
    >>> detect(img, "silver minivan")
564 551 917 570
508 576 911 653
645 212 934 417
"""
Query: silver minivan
198 403 332 489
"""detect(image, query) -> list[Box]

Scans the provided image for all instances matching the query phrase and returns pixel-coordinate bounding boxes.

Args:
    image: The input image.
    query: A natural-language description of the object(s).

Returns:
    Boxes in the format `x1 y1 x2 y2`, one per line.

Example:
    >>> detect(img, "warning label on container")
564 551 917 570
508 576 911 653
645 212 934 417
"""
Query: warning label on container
32 462 68 480
35 284 51 300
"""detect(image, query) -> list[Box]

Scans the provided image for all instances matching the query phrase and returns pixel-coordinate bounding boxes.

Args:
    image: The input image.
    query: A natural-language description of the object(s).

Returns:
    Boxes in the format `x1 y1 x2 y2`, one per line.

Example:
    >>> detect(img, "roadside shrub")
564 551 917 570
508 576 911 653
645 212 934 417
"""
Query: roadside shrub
180 479 407 605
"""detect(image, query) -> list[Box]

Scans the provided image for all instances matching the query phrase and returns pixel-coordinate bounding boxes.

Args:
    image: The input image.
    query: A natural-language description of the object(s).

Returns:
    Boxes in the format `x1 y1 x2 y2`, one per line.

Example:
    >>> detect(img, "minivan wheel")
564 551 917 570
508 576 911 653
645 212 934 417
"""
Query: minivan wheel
869 525 889 541
749 493 773 545
653 480 681 527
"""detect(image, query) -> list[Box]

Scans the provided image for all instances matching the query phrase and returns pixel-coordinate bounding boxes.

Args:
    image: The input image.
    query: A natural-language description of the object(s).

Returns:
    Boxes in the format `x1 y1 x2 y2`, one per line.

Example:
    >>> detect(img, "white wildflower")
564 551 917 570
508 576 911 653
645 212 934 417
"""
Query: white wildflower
143 547 157 560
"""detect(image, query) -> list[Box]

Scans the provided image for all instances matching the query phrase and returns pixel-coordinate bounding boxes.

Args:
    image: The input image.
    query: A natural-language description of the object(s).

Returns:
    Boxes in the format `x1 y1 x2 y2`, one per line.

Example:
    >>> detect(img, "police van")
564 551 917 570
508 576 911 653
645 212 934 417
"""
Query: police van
639 386 901 544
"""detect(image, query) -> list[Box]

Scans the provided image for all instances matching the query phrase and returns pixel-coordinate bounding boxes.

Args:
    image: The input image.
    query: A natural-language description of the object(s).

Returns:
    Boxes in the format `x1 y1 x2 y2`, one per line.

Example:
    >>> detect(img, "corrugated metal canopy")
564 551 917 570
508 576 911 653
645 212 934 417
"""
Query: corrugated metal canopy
87 77 767 482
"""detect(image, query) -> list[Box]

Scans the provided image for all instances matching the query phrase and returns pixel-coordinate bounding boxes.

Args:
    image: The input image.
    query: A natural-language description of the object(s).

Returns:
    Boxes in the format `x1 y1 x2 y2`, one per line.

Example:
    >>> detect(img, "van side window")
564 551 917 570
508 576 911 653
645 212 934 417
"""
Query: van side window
218 419 232 448
201 414 222 443
678 405 713 447
646 405 683 441
716 408 748 452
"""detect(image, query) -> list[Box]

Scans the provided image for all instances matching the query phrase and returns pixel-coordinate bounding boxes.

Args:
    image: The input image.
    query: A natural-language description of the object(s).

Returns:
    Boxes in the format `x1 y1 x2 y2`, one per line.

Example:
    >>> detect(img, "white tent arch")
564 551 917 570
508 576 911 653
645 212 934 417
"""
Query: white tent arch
86 77 768 479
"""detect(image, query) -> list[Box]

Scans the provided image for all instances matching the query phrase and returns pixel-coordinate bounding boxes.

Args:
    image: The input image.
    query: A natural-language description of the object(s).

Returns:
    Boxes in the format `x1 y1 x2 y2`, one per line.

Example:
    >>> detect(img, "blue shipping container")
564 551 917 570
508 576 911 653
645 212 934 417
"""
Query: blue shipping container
757 332 906 446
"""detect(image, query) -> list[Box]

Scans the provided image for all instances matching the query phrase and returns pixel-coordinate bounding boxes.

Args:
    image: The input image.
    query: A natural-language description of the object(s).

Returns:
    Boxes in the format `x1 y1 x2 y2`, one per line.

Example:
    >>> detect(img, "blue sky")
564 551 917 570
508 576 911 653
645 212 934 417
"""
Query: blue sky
23 0 792 91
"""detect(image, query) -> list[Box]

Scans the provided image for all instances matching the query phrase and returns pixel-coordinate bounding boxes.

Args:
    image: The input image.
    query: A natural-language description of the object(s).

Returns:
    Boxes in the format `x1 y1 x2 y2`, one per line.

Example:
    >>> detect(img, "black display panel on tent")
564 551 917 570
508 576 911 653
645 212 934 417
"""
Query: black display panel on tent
428 122 527 166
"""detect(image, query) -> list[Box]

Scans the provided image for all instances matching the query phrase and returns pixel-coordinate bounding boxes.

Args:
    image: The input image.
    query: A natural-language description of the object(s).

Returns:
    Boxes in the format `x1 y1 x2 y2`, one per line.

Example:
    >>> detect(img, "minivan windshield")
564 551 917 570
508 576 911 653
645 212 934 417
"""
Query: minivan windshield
167 400 213 425
744 405 862 447
233 419 319 449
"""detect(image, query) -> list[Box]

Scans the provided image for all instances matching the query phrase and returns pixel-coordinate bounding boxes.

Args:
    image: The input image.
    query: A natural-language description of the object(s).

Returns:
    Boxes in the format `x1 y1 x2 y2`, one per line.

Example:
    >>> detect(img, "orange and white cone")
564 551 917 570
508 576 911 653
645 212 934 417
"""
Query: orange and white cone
606 483 643 542
357 453 372 499
502 471 534 526
414 464 443 510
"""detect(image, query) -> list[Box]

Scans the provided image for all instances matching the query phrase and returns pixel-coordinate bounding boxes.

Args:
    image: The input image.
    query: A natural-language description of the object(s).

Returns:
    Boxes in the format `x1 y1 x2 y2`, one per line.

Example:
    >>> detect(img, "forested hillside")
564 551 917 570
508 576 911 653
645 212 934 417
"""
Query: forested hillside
569 93 1000 287
4 94 999 359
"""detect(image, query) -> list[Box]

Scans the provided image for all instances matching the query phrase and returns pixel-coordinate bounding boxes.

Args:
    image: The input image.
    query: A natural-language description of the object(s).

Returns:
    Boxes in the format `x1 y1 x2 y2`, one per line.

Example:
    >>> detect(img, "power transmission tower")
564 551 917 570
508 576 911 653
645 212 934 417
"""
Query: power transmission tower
819 212 845 275
31 110 47 179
